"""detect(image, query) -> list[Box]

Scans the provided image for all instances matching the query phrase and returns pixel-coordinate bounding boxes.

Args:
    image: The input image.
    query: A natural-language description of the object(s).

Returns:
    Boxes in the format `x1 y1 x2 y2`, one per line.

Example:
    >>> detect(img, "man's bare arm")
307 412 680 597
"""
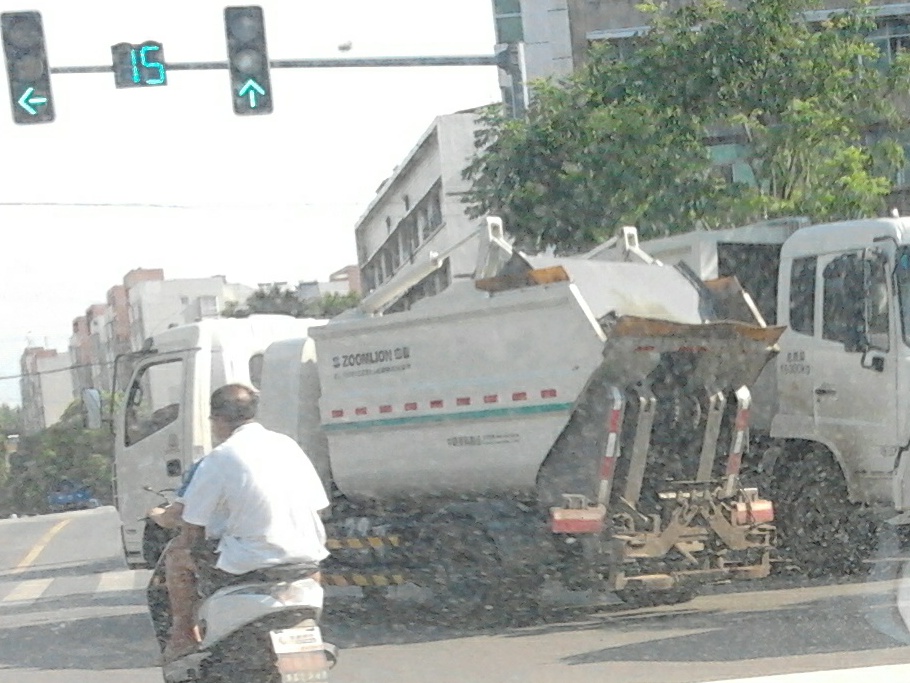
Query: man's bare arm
148 502 185 530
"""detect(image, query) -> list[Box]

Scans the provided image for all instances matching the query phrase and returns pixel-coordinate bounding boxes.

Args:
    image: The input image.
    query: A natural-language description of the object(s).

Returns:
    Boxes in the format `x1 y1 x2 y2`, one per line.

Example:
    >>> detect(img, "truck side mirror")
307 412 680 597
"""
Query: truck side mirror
81 388 103 430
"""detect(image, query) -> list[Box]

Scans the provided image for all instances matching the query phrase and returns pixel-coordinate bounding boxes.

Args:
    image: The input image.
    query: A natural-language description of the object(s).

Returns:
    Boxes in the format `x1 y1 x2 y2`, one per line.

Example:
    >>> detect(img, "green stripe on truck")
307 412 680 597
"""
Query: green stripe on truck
322 402 574 431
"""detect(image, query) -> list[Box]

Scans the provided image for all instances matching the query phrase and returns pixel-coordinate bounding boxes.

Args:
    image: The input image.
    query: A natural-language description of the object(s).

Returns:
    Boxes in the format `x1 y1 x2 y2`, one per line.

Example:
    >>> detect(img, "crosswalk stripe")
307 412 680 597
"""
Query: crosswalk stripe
2 578 52 602
97 570 140 592
0 569 152 605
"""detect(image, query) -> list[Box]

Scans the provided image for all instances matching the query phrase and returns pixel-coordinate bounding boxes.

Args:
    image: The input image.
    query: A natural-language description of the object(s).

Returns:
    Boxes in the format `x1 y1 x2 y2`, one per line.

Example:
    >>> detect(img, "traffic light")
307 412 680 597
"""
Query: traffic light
111 41 167 88
1 11 54 124
224 6 273 115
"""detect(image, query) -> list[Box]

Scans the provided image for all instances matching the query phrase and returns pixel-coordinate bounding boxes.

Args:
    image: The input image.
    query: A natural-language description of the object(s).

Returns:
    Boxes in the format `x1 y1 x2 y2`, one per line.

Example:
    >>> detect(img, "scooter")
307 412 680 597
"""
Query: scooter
144 503 338 683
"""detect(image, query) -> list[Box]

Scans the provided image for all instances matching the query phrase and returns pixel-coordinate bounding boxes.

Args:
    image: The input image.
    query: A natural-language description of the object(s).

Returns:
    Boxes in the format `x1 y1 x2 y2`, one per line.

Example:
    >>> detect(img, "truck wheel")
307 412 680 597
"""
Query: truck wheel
775 458 875 577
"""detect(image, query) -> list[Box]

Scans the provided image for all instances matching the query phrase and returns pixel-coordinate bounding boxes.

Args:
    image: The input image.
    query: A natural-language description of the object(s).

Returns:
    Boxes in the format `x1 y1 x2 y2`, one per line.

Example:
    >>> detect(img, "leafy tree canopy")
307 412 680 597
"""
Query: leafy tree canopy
2 400 113 514
224 285 361 319
464 0 910 253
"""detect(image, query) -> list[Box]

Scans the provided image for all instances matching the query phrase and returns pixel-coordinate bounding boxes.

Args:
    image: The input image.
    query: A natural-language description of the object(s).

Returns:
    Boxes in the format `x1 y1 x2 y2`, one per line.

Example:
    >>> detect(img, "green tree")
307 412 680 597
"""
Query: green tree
464 0 910 253
225 285 361 319
0 404 20 435
3 400 113 514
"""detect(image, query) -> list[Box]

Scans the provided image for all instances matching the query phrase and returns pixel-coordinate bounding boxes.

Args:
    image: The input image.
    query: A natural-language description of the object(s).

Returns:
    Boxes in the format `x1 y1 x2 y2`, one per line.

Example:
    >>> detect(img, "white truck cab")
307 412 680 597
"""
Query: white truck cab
114 315 322 567
638 216 910 574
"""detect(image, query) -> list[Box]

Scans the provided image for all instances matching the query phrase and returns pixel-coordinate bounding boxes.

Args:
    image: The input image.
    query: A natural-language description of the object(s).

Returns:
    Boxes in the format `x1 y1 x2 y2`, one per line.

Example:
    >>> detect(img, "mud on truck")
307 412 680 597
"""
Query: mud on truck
634 215 910 577
106 218 781 611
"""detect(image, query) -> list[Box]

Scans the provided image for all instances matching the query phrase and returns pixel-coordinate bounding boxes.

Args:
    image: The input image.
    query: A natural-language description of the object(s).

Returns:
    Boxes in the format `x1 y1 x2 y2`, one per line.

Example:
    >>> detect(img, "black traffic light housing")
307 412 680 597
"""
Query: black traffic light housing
224 6 273 115
1 11 54 124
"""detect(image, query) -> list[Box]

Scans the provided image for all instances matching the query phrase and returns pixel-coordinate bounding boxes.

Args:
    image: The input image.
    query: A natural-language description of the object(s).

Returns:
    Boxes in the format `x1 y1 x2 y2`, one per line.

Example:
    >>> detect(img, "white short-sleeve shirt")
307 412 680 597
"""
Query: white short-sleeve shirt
181 422 330 575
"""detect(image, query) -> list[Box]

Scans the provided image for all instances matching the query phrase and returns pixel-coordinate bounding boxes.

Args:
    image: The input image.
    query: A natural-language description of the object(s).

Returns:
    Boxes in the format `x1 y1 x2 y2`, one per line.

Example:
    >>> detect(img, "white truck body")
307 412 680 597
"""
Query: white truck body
113 219 782 600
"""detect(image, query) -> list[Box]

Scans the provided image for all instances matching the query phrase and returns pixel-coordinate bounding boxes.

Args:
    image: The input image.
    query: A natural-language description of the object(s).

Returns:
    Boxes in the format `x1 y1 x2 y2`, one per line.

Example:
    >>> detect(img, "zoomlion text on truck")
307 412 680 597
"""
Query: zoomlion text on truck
103 218 781 611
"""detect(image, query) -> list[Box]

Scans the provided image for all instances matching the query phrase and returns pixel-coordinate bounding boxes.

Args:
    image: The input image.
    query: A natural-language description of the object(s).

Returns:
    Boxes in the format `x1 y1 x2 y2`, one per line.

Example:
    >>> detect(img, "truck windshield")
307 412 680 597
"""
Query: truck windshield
896 248 910 347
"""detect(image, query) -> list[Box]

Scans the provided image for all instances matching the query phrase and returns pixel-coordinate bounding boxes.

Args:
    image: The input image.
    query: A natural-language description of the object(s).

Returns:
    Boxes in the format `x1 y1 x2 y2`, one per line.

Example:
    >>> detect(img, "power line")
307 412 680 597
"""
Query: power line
1 358 116 383
0 200 367 208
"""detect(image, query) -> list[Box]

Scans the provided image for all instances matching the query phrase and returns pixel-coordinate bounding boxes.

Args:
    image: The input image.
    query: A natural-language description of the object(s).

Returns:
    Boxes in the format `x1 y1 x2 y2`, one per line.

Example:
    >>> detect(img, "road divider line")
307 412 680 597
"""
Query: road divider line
11 518 71 574
2 578 52 602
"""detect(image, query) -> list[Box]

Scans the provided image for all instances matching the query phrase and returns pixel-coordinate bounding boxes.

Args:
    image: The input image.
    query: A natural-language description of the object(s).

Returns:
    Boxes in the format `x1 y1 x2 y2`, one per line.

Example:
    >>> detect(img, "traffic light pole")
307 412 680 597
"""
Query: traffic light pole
50 54 501 74
4 7 529 124
48 52 525 116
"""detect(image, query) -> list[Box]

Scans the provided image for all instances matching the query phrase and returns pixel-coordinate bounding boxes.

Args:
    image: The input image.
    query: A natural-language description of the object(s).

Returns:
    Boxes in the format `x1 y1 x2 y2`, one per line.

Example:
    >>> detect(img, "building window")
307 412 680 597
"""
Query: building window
870 20 910 65
199 296 219 318
385 259 452 313
385 217 392 234
416 207 429 242
428 189 443 231
403 194 411 212
789 256 816 335
708 143 755 186
494 0 523 43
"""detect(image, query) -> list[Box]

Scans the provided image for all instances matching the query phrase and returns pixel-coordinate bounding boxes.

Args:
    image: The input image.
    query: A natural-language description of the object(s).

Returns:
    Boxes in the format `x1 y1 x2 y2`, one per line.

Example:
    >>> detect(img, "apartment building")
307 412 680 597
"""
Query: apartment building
19 347 74 435
65 270 254 405
354 111 487 312
126 276 254 351
296 265 363 302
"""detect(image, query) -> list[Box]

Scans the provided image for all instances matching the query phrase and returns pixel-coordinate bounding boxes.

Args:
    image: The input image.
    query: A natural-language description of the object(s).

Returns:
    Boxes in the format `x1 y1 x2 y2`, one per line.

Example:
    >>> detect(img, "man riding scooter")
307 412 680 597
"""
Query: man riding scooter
148 383 331 664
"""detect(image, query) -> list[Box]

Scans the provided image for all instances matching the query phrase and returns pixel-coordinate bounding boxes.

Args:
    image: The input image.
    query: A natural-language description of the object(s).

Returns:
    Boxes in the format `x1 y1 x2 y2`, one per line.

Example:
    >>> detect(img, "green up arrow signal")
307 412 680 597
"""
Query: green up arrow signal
238 79 266 109
17 86 47 116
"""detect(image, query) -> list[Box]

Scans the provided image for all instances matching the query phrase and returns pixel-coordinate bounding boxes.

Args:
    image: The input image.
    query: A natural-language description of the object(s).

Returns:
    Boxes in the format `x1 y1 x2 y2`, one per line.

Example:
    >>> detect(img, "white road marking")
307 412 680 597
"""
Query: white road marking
0 568 152 606
2 578 52 603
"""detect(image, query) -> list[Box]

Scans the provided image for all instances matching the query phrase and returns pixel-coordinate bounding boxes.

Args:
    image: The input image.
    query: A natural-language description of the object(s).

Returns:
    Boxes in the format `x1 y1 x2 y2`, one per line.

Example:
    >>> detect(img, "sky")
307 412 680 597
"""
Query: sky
0 0 501 406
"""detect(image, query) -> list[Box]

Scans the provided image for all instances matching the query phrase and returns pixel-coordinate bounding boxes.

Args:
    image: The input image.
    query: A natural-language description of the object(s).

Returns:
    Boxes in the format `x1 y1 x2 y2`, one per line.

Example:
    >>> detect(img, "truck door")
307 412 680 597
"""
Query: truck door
114 354 190 557
813 248 897 503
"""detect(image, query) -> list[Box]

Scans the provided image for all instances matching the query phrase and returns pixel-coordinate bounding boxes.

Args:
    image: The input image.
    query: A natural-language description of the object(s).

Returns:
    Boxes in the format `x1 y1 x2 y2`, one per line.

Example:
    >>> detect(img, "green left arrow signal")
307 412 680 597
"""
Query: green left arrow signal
17 86 47 116
238 79 266 108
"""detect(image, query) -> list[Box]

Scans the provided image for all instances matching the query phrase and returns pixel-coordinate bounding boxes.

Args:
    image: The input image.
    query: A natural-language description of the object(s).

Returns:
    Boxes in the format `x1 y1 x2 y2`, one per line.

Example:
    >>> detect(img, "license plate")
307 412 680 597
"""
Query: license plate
270 623 328 683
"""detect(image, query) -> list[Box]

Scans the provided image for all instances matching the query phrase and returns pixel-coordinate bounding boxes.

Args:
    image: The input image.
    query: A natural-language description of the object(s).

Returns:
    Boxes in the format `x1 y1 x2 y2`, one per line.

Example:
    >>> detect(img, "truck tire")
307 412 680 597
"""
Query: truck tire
774 455 875 577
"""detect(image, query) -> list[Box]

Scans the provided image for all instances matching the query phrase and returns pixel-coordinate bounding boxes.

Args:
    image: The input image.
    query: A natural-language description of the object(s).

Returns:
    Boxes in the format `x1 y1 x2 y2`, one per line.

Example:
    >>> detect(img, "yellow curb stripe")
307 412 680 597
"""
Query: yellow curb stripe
12 519 71 574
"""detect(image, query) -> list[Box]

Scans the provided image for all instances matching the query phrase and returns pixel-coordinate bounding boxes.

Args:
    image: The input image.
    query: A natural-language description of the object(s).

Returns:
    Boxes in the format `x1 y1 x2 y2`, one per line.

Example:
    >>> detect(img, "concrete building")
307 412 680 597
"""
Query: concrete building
296 265 362 302
126 275 255 351
355 111 487 312
496 1 910 79
64 269 253 405
20 347 74 434
69 268 164 397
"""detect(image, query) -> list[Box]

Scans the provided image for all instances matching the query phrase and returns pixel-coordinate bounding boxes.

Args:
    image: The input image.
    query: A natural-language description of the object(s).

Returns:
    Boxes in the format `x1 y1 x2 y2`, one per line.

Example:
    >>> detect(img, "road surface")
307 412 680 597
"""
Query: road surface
0 507 909 682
